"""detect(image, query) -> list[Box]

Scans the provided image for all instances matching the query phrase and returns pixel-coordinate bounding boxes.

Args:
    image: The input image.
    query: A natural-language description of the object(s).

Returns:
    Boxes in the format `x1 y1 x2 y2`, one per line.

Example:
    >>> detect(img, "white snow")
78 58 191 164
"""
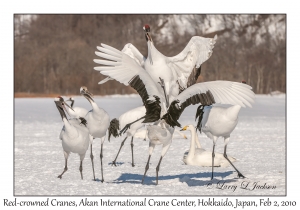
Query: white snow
14 94 285 196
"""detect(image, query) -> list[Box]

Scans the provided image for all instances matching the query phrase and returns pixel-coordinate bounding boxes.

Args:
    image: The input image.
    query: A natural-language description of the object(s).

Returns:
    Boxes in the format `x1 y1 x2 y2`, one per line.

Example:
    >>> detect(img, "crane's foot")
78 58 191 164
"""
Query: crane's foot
237 173 246 179
131 163 135 167
158 77 165 88
119 124 131 135
57 175 62 179
111 161 117 166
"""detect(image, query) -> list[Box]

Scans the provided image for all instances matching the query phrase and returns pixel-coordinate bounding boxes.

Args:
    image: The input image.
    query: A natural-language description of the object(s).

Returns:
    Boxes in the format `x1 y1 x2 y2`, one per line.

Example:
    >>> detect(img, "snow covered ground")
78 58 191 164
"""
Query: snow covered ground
14 94 285 196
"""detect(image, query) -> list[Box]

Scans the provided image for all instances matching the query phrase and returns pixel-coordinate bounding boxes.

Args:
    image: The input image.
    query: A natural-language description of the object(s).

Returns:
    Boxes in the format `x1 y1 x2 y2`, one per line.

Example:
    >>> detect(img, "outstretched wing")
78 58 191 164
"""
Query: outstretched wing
94 43 156 93
167 35 217 89
94 43 163 122
97 43 146 84
162 81 255 127
121 43 146 67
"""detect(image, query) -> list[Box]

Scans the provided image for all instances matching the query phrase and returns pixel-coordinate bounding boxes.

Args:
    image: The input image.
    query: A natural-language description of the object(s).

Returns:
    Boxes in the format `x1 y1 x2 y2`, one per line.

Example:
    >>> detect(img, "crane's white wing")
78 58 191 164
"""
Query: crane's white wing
121 43 146 67
162 81 255 127
167 35 217 88
98 76 114 84
175 81 255 108
98 43 146 84
94 43 162 101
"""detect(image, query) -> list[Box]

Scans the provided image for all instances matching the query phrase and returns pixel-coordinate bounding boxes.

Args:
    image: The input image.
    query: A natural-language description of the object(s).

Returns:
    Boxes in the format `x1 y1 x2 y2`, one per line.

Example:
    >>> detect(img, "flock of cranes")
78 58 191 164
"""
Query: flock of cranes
54 24 255 184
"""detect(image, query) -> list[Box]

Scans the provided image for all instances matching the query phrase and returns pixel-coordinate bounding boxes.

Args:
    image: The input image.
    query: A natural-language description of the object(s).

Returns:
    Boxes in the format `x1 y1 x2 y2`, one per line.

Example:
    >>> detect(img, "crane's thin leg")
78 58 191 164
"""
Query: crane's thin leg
112 136 128 166
143 129 147 141
155 156 163 185
79 160 83 180
119 116 146 135
100 142 104 183
90 144 96 181
130 137 135 167
58 151 69 179
142 155 151 184
158 77 169 107
224 144 245 178
211 143 216 180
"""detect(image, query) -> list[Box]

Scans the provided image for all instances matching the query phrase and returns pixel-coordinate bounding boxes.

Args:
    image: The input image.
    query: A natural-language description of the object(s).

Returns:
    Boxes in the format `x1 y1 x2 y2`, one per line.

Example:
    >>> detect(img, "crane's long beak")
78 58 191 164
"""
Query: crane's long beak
62 101 74 117
55 101 68 120
81 89 94 103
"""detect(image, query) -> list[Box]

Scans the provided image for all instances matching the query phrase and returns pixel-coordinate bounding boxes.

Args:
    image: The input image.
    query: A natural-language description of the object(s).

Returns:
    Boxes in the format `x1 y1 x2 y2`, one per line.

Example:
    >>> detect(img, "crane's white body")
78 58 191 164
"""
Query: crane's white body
201 105 241 140
85 101 110 143
146 103 175 155
144 43 178 102
182 125 236 167
147 123 174 155
68 106 88 119
133 129 148 139
119 106 146 137
59 118 90 158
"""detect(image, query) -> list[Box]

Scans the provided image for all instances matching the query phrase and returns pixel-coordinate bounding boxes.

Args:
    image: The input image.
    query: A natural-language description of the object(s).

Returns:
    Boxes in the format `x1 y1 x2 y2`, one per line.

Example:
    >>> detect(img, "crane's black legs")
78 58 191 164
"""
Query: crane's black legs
224 145 245 178
58 158 68 179
112 137 128 166
130 137 135 167
79 160 83 180
119 116 146 135
211 143 215 180
142 155 152 184
100 143 104 183
90 144 96 181
158 77 169 107
155 156 163 185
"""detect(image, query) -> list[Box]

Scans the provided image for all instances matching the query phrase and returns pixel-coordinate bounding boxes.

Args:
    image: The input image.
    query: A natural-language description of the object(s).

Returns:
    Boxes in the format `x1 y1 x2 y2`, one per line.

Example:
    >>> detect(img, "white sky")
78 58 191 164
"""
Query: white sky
2 0 298 208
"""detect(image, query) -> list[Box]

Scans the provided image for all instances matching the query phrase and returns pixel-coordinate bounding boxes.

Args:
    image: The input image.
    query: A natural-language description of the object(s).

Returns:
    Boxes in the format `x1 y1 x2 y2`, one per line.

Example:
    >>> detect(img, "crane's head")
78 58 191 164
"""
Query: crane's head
54 96 74 120
67 97 74 101
143 24 152 42
80 86 94 102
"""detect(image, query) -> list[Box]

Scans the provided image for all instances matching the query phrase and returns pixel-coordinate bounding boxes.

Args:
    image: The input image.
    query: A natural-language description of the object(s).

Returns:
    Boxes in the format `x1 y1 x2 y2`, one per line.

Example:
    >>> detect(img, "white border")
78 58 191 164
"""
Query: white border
3 0 298 209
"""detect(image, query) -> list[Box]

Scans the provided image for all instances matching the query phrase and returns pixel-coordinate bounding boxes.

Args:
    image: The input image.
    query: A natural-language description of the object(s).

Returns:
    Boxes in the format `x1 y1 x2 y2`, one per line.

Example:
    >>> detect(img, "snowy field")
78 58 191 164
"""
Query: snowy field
14 94 285 196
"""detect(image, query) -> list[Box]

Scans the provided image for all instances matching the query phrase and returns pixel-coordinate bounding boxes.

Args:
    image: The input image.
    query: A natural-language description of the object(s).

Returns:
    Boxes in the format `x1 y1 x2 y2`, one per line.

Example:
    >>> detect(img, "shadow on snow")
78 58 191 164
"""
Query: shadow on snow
110 171 237 186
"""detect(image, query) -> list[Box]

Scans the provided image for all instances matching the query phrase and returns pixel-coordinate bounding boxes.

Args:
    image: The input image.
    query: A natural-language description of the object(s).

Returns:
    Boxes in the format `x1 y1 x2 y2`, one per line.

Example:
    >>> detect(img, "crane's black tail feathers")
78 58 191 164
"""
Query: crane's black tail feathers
108 118 120 141
195 105 205 133
129 75 161 123
79 117 88 127
142 95 161 123
161 100 183 128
